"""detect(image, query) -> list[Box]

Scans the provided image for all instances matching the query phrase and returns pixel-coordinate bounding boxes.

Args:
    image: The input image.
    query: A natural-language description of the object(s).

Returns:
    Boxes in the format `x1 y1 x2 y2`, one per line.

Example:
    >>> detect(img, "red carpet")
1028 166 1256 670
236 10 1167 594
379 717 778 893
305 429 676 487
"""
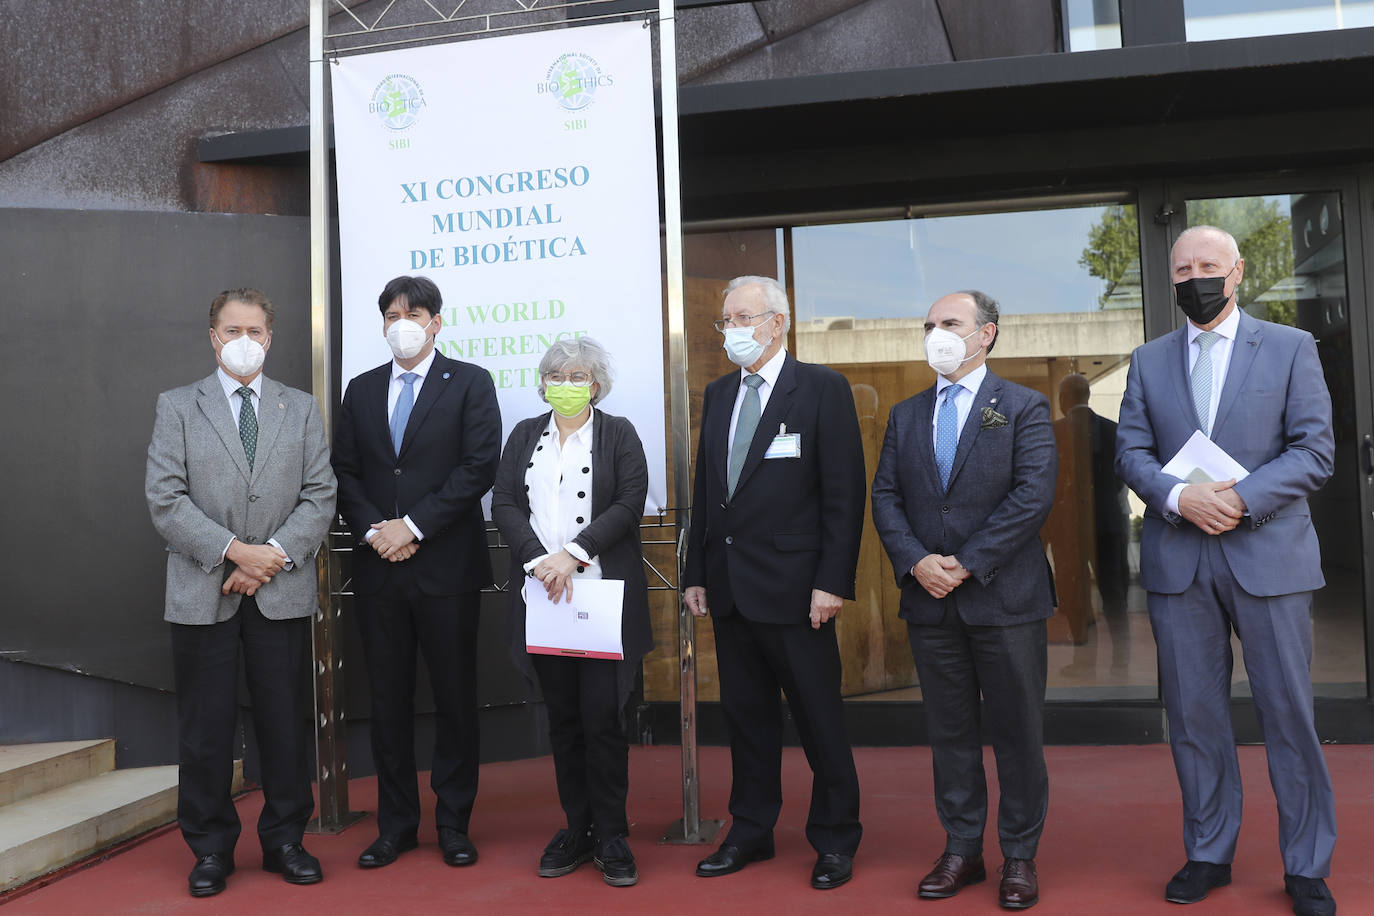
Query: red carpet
4 745 1371 914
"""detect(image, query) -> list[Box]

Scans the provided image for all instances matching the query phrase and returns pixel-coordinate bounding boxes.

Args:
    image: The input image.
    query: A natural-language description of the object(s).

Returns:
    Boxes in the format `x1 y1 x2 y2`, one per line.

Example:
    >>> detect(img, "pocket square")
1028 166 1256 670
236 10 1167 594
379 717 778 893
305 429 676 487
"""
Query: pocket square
980 407 1008 429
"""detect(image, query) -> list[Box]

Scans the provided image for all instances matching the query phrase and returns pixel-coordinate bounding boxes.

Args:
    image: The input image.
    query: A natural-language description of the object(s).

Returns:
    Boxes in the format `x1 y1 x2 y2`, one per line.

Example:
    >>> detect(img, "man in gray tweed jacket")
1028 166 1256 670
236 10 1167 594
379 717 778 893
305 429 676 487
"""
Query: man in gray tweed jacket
145 288 336 898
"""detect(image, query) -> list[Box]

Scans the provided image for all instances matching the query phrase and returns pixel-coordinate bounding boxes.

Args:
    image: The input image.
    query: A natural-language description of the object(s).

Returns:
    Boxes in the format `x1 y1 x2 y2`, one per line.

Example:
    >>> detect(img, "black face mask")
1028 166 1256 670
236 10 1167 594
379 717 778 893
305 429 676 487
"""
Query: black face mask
1174 268 1235 325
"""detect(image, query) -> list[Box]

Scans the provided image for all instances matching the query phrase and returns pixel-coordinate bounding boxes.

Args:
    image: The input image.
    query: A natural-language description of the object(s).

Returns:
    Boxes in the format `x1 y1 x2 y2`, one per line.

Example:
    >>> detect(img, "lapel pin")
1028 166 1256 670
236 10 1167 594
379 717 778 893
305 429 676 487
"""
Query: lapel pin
278 402 285 409
443 372 451 379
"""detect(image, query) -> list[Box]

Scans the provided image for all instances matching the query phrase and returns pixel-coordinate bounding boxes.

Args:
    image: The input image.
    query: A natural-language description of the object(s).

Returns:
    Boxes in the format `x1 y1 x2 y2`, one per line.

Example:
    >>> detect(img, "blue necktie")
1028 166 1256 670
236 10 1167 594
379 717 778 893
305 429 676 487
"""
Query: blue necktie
935 383 962 490
1192 331 1220 436
390 372 418 456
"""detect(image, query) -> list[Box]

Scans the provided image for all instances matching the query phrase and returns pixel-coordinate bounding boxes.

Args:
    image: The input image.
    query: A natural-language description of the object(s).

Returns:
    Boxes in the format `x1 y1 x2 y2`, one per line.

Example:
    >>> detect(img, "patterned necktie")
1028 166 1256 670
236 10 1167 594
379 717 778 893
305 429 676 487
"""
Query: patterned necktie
1192 331 1220 436
390 372 419 455
935 383 963 490
237 386 257 470
728 374 764 497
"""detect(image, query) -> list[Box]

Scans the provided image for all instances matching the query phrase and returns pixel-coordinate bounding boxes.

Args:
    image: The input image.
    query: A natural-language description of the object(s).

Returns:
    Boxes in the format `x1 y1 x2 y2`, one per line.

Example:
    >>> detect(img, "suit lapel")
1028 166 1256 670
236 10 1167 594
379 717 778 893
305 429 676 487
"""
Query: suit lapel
250 377 285 483
1167 328 1203 432
734 354 797 494
946 373 1002 490
398 354 450 459
196 374 252 483
710 373 740 490
366 365 394 457
908 387 939 494
1211 313 1262 437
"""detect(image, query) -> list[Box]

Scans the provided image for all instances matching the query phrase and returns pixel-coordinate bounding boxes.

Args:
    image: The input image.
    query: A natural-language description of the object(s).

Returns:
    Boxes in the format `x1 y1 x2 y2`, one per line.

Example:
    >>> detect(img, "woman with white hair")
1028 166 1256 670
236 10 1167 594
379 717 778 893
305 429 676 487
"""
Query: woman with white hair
490 336 652 888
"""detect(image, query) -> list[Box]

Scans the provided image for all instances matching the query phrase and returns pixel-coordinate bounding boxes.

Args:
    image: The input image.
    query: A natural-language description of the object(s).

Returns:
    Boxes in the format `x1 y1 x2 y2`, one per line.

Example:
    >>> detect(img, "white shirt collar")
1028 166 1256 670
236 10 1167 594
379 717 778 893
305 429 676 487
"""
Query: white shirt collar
742 346 787 388
937 362 987 398
1187 303 1241 345
392 348 437 382
545 409 595 447
218 368 262 399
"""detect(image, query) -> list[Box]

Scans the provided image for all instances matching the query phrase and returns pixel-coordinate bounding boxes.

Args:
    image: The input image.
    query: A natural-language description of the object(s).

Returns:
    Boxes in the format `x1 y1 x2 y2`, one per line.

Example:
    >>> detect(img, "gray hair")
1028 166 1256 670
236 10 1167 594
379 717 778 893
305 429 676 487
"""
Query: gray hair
1175 225 1242 264
724 275 792 334
537 336 613 405
958 288 1000 354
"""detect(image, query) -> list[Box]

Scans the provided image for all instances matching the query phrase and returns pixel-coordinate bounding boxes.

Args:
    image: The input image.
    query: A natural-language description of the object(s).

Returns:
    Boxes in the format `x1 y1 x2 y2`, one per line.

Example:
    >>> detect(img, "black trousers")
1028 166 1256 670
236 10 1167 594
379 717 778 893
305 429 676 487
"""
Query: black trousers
907 616 1048 860
529 653 629 840
355 580 481 838
711 611 862 856
170 597 314 858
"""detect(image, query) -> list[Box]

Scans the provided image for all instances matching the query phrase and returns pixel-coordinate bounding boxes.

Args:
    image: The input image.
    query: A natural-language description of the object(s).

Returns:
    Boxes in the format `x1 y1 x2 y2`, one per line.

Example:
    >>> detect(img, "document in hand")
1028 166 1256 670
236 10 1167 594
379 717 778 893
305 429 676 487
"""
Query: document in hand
1161 430 1250 484
523 578 625 660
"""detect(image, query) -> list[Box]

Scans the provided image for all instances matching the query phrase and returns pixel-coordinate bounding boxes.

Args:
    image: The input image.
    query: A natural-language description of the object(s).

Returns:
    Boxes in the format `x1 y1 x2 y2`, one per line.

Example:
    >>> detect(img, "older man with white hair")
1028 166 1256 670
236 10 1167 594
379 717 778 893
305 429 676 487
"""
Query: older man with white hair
1116 225 1338 916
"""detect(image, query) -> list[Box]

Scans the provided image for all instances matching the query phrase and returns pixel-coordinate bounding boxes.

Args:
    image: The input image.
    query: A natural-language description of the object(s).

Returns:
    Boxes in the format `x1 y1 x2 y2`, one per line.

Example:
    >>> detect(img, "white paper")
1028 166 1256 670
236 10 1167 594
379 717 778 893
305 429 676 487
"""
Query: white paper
523 578 624 660
1161 430 1250 484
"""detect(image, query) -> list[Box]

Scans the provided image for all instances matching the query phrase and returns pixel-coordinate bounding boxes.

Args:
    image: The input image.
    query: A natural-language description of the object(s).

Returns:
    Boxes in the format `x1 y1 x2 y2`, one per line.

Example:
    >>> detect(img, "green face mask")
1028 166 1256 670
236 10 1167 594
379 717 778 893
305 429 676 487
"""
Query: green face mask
545 382 592 418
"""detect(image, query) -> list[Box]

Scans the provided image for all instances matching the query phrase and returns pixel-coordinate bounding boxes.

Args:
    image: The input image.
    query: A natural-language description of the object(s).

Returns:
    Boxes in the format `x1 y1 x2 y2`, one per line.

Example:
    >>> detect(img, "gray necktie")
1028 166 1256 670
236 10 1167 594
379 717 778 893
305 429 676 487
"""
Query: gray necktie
390 372 418 455
728 374 764 497
237 386 257 470
1192 331 1220 435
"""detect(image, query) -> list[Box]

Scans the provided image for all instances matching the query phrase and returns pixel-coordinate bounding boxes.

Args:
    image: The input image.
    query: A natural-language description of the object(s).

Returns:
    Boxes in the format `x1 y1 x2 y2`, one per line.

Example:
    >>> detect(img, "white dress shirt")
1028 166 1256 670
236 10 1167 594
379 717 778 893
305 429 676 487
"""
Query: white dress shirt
367 350 437 542
215 368 290 567
1166 306 1242 515
727 346 787 469
522 411 597 575
931 362 988 450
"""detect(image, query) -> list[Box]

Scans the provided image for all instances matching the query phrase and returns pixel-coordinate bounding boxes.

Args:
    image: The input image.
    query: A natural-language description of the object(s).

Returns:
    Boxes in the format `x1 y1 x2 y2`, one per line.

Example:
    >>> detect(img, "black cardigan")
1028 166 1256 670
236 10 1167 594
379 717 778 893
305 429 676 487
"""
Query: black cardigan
490 409 653 708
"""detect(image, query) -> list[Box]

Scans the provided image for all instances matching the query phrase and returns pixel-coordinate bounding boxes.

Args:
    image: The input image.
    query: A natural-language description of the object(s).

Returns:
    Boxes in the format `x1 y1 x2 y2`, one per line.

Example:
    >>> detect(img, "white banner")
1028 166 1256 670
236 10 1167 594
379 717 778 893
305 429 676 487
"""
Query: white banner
331 21 666 512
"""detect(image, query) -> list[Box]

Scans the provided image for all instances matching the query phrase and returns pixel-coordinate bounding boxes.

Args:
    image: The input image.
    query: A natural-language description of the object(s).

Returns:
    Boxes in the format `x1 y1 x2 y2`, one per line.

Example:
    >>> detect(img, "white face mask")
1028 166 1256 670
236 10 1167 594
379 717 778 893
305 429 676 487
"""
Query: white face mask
385 316 436 360
215 330 267 377
722 324 770 368
924 326 982 377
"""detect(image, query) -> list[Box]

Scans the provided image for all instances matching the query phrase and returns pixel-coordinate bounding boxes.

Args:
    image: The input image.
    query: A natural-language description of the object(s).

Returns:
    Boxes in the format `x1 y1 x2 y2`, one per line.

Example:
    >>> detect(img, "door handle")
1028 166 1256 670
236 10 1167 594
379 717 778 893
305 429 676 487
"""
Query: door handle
1363 435 1374 478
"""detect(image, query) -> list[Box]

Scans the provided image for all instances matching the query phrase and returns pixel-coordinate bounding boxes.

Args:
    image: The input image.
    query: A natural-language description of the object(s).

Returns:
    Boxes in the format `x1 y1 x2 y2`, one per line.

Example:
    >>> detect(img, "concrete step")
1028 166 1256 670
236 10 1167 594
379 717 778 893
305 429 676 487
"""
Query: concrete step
0 765 178 893
0 740 115 808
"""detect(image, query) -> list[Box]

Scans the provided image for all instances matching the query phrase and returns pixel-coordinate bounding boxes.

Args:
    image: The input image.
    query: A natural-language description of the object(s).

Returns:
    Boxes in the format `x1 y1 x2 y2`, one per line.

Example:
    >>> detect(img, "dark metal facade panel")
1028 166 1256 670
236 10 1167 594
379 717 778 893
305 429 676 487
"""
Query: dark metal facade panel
935 0 1061 59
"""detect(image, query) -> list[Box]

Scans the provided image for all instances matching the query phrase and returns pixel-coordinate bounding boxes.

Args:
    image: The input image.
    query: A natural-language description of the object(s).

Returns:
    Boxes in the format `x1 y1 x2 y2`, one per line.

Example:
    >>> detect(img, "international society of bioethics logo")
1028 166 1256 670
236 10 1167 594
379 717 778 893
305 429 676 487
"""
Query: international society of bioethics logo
370 74 425 130
539 52 613 111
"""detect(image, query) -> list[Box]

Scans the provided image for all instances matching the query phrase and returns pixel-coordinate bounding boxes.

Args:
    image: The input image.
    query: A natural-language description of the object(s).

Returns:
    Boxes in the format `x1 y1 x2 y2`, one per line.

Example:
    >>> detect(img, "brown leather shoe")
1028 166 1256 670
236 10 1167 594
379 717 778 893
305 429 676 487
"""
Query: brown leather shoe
999 858 1038 909
917 852 986 898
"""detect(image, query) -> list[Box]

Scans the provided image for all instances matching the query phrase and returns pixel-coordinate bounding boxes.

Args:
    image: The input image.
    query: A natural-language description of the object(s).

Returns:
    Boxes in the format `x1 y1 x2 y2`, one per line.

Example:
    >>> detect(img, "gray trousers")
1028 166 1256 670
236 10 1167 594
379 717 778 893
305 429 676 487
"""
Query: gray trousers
1148 536 1336 877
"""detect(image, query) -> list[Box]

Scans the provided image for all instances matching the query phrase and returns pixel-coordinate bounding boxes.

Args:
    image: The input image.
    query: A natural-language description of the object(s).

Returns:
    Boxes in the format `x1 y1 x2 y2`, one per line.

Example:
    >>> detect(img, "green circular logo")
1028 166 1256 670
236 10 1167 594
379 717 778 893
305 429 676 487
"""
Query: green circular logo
370 74 425 130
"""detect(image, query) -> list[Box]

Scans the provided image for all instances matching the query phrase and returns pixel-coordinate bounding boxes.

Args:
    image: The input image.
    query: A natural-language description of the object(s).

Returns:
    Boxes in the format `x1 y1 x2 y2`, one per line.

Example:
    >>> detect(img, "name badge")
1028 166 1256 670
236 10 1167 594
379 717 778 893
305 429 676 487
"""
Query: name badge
764 423 801 460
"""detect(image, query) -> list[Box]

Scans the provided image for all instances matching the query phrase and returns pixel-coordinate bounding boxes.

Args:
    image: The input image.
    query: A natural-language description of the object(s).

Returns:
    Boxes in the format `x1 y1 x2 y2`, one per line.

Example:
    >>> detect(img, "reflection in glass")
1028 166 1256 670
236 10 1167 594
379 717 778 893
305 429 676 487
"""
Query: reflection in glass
1064 0 1123 51
791 202 1149 700
1185 194 1366 696
1185 0 1374 41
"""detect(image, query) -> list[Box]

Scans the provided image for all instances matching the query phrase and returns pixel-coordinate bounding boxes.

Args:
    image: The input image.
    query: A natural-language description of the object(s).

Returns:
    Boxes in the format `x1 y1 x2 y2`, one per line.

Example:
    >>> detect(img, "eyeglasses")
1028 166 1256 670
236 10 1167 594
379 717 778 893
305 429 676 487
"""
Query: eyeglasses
713 311 775 333
544 371 593 386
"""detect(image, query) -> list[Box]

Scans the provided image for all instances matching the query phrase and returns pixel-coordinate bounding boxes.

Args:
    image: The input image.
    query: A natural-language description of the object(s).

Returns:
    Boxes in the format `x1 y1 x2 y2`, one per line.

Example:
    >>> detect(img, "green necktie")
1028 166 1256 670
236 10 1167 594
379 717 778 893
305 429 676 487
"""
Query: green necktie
728 374 764 497
237 386 258 470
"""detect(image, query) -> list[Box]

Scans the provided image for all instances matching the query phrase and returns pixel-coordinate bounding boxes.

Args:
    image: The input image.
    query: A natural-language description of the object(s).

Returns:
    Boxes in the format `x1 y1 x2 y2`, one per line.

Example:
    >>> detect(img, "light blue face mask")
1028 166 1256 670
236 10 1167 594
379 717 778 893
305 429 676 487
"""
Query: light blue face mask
723 324 770 367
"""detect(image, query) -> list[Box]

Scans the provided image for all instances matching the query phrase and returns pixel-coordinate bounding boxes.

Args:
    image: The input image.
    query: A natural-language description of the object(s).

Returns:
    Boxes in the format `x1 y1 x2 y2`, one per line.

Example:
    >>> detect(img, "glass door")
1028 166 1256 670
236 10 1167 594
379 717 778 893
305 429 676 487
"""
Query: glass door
1166 184 1373 708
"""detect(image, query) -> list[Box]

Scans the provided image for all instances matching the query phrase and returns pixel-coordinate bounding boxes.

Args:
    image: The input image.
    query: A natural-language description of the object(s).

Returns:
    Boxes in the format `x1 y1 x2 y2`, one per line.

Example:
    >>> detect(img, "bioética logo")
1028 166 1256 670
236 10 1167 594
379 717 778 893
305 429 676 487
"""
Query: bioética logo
370 74 425 130
538 52 613 111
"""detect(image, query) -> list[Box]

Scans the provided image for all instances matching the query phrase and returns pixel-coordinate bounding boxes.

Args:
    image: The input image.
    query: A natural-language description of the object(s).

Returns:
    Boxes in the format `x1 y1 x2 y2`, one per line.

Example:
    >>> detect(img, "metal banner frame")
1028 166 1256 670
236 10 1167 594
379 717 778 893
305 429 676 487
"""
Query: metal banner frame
307 0 718 843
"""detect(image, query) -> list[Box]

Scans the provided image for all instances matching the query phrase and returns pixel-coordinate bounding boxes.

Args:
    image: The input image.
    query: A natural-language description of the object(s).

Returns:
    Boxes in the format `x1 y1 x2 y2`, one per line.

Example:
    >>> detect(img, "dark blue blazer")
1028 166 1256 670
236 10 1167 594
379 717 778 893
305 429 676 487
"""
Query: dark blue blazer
332 351 502 597
1115 311 1333 596
871 370 1057 626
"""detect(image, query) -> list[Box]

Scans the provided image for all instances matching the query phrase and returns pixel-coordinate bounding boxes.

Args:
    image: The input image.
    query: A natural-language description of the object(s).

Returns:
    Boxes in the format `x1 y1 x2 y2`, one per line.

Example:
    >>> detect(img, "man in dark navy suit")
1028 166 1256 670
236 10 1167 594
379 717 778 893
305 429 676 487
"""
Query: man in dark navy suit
332 275 501 870
684 275 866 891
871 290 1057 909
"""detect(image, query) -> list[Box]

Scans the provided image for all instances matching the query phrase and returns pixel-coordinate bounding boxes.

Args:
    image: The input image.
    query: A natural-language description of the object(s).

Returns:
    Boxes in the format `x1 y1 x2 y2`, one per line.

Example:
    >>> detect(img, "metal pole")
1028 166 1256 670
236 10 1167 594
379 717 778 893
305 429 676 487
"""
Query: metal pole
308 0 364 834
659 0 720 847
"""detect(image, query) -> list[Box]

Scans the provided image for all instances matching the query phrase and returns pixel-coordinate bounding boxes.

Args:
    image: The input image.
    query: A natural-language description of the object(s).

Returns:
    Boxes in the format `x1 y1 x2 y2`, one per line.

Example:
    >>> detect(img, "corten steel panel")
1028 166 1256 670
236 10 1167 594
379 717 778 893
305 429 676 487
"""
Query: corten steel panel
0 209 311 691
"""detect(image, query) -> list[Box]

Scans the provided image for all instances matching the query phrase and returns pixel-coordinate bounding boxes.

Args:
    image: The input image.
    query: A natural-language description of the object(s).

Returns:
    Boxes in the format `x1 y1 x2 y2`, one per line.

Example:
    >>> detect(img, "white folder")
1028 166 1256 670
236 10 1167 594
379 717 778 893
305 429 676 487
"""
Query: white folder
1161 430 1251 484
523 578 625 660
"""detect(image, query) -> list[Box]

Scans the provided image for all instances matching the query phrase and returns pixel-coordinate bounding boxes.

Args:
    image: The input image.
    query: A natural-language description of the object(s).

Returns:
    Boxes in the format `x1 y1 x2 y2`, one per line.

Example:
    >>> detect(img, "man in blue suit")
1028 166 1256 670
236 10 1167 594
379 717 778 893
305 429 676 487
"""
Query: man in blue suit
1116 225 1337 916
871 290 1057 910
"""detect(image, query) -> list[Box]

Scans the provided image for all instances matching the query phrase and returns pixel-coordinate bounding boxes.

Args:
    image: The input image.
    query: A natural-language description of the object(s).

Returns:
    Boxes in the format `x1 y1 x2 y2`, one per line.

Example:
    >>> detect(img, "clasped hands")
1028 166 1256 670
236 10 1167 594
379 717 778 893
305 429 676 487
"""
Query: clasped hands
913 553 970 599
370 518 419 563
683 585 844 630
222 539 289 597
531 550 578 604
1178 479 1246 535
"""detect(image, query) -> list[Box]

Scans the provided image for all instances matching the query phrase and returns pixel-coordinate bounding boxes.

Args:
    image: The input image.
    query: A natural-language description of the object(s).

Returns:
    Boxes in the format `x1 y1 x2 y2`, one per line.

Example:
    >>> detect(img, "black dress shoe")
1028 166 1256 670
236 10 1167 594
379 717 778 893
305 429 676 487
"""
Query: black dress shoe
811 853 853 890
538 826 596 877
918 852 986 898
695 842 775 877
1284 874 1336 916
262 843 323 885
594 835 639 887
1165 860 1231 903
999 858 1038 909
188 852 234 898
357 833 418 868
437 827 478 867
